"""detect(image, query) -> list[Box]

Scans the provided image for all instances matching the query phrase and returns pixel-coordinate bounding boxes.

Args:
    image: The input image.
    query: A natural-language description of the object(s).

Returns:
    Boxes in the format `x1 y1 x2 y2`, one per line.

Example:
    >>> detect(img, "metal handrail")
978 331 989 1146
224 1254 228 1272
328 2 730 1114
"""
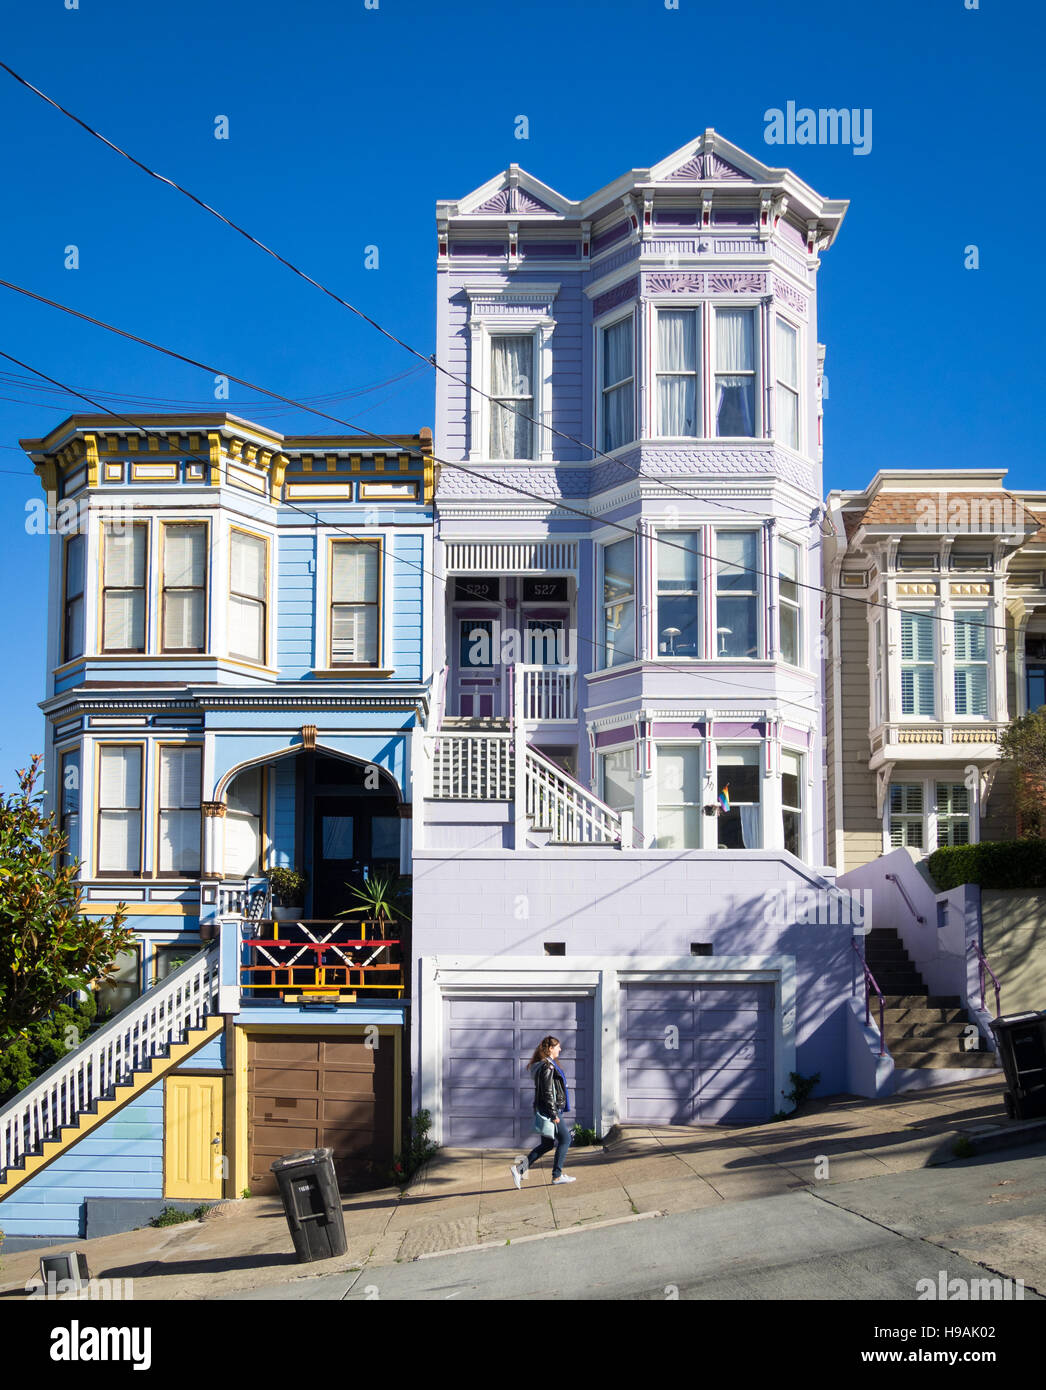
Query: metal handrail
884 872 927 925
969 939 1002 1017
852 940 887 1058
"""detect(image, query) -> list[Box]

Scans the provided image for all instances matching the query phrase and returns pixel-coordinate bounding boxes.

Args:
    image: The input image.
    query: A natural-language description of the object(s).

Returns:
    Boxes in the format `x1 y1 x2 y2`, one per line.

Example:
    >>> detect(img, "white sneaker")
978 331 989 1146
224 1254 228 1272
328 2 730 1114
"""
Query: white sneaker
509 1163 524 1190
552 1174 576 1185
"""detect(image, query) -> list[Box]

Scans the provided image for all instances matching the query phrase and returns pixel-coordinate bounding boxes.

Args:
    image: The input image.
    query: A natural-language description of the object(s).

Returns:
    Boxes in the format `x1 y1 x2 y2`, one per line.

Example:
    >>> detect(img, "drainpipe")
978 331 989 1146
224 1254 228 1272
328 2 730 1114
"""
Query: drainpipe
512 663 528 849
829 553 845 873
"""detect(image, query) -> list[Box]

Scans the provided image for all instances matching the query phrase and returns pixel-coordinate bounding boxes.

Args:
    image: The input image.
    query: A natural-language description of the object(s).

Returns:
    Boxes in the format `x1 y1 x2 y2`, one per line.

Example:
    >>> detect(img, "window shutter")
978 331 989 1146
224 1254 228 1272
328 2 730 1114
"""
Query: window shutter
165 590 204 649
164 525 206 587
229 594 263 662
160 746 201 809
105 527 145 586
99 746 141 808
332 544 378 602
104 590 145 650
231 531 265 599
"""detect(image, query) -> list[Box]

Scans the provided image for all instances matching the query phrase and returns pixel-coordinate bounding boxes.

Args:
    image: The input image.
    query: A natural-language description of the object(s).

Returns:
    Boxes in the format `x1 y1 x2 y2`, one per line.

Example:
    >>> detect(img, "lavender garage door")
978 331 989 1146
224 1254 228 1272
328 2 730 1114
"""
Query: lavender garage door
621 984 772 1124
442 996 593 1148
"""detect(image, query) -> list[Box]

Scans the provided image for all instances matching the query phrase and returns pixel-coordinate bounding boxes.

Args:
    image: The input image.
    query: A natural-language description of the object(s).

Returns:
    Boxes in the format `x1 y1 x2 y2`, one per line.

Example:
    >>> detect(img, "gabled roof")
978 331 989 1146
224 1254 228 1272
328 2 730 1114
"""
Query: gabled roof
440 129 848 241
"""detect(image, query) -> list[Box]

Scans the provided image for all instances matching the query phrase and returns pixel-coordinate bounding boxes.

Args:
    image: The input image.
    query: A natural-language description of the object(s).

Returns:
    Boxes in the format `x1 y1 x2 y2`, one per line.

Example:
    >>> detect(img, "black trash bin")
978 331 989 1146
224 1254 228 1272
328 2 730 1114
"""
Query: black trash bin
988 1012 1046 1121
270 1148 348 1263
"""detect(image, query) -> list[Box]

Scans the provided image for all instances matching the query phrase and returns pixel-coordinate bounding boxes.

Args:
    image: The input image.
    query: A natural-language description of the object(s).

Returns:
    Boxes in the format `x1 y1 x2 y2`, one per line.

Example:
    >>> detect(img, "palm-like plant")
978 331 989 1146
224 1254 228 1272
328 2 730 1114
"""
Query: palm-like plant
338 875 411 936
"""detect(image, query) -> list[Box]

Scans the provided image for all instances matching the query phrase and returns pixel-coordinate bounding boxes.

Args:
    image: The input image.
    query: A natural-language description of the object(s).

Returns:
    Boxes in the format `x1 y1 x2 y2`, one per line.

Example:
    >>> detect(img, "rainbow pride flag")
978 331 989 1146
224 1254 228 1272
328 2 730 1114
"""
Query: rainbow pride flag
718 785 730 813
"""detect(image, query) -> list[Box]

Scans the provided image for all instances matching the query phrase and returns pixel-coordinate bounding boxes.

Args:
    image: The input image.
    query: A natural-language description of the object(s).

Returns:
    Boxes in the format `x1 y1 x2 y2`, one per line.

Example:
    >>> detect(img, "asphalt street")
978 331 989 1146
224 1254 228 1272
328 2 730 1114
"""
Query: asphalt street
225 1141 1046 1302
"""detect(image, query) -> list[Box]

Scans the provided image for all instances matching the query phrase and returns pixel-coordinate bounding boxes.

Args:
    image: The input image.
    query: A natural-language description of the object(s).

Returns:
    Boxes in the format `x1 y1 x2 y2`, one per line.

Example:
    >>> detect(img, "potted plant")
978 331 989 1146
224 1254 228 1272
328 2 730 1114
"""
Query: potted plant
264 866 307 922
338 874 410 939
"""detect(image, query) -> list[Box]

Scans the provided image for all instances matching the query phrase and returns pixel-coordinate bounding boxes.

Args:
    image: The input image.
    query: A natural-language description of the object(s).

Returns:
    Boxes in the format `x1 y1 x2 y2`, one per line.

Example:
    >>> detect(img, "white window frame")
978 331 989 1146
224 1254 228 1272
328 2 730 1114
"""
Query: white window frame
228 526 270 666
899 608 937 719
654 305 701 438
596 308 636 455
156 743 203 879
951 606 991 721
600 745 637 816
778 538 802 667
775 315 801 452
95 742 144 878
714 742 763 849
600 534 637 670
655 529 702 659
714 527 763 660
654 742 703 850
711 303 761 440
884 774 980 854
486 332 538 461
466 286 558 464
781 748 804 859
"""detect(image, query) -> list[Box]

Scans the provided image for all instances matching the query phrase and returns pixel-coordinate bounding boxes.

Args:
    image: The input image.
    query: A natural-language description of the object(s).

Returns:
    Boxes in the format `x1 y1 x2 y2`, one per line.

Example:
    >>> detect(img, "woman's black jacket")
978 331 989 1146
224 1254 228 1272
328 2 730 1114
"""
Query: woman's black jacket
532 1060 566 1120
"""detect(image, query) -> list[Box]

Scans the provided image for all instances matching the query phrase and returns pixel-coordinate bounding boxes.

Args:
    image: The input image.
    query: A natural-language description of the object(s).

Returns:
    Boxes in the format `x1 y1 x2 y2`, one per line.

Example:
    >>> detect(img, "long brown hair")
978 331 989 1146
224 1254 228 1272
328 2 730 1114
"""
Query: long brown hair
528 1035 561 1068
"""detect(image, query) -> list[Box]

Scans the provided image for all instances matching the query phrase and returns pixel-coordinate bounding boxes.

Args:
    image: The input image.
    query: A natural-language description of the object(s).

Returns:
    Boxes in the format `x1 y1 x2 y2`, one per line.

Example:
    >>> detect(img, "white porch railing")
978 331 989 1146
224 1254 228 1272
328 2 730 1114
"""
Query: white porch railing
524 744 626 845
428 731 514 800
0 944 221 1182
518 665 577 722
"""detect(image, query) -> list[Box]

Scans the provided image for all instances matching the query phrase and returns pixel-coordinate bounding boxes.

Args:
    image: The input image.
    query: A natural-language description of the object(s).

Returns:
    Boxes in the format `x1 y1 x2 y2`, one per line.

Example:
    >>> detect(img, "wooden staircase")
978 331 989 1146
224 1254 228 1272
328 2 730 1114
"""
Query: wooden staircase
864 927 997 1070
0 944 222 1200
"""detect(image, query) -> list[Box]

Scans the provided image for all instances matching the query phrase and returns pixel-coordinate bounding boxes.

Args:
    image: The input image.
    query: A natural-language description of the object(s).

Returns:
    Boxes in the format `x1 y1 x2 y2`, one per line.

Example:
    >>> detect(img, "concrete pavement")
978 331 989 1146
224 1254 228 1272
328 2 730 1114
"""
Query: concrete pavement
1 1074 1043 1301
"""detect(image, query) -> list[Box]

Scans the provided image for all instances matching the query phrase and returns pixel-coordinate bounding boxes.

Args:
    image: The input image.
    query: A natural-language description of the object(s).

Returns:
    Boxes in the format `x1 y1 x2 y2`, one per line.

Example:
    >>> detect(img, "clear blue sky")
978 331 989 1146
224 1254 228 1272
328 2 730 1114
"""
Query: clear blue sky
0 0 1040 786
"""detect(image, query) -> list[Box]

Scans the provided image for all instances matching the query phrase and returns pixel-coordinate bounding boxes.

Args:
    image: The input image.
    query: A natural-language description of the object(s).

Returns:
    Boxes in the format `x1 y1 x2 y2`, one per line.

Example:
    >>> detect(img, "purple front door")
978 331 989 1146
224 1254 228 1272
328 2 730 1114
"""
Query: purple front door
441 995 593 1147
620 983 772 1124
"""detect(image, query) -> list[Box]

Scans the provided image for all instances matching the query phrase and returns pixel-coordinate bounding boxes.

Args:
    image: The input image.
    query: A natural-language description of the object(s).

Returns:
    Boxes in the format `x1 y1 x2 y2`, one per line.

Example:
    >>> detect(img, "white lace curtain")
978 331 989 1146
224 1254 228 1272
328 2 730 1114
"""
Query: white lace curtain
657 311 698 435
489 336 533 459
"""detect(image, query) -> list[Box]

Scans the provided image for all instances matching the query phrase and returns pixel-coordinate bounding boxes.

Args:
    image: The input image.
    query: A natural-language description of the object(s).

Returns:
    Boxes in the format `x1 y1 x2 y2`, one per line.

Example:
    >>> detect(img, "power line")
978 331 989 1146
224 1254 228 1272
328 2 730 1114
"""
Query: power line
0 60 821 538
4 347 822 720
0 277 1013 640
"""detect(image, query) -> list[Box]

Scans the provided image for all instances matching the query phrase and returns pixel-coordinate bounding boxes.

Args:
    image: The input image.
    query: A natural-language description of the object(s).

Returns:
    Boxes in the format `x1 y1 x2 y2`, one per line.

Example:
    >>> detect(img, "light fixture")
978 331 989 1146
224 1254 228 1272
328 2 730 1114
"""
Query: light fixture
661 626 681 656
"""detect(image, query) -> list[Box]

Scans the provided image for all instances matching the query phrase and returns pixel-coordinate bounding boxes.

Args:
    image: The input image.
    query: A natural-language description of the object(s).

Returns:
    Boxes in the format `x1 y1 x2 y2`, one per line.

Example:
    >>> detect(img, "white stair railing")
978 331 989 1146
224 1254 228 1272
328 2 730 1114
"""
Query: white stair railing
427 731 514 801
524 744 626 845
0 943 221 1182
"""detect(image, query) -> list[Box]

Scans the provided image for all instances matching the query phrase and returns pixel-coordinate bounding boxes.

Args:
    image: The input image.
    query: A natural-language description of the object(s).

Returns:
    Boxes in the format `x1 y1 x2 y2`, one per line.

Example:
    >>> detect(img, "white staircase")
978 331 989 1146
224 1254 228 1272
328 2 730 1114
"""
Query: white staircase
0 944 221 1196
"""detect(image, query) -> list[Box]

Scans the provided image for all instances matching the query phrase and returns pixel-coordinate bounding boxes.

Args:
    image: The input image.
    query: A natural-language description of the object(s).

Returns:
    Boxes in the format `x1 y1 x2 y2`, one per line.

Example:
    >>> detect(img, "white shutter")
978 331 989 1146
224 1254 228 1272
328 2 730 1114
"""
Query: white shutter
165 590 204 649
164 525 206 586
105 526 145 586
331 544 378 602
98 811 140 873
99 746 141 809
231 531 265 599
229 595 263 662
160 747 201 810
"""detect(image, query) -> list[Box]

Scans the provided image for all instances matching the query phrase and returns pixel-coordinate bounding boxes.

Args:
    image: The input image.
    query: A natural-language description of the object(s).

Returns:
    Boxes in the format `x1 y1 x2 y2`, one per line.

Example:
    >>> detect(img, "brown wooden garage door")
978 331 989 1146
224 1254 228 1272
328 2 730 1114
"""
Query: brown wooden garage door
248 1034 395 1194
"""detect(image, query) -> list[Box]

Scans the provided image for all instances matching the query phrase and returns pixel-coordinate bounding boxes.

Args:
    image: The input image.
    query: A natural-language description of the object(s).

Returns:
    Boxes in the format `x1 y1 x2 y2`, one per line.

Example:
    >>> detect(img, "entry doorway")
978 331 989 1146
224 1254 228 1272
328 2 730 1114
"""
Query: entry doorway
304 754 402 920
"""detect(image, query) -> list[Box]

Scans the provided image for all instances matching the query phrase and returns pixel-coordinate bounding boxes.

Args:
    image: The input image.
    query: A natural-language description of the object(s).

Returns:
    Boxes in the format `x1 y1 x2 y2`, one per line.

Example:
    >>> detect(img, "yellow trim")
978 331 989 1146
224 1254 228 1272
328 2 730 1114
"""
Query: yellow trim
84 434 100 487
0 1016 223 1202
104 463 123 481
228 525 271 668
81 903 199 916
207 432 222 486
234 1025 249 1197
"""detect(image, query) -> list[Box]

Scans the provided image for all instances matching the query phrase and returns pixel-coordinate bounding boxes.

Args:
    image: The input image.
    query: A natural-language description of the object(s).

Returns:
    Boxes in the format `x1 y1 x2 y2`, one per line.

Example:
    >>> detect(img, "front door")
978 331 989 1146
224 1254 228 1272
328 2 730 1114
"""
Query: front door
165 1075 224 1199
453 616 501 717
309 756 402 920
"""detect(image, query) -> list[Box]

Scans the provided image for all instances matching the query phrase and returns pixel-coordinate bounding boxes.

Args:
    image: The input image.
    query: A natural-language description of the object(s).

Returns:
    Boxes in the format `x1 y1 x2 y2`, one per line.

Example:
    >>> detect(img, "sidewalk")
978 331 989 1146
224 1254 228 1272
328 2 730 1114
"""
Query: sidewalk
1 1074 1042 1301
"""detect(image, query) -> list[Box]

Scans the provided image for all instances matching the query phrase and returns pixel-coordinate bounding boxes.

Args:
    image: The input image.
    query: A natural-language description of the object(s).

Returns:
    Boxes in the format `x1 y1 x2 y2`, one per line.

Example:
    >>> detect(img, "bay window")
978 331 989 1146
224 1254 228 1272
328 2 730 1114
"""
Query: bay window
953 609 989 717
656 532 700 657
97 744 143 875
716 746 761 848
489 335 534 460
656 309 699 436
330 541 380 666
601 317 634 452
716 530 759 658
775 318 800 450
158 746 202 877
714 307 756 437
63 534 85 662
602 537 635 666
778 539 801 665
102 522 147 653
900 611 936 716
162 523 207 652
656 745 701 849
229 529 267 664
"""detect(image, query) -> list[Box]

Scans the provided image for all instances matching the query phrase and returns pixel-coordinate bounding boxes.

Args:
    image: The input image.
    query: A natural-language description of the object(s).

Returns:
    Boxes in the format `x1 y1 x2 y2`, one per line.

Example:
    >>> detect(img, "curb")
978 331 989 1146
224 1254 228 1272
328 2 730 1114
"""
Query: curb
413 1208 664 1261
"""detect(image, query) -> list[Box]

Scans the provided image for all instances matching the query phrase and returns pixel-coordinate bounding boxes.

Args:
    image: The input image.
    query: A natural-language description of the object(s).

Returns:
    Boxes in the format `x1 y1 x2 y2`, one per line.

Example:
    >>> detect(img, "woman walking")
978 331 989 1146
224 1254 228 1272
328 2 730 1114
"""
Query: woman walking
510 1035 576 1188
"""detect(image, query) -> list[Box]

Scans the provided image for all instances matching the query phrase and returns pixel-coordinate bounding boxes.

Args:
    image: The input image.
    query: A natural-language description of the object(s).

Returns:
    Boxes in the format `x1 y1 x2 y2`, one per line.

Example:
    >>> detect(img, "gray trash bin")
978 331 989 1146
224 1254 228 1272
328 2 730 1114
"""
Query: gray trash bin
270 1147 348 1262
988 1011 1046 1121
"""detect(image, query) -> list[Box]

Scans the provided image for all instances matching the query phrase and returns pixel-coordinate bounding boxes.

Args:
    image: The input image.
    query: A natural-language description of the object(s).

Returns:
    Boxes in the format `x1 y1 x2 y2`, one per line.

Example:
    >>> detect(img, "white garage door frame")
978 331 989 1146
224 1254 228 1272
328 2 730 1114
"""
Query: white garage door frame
418 954 797 1142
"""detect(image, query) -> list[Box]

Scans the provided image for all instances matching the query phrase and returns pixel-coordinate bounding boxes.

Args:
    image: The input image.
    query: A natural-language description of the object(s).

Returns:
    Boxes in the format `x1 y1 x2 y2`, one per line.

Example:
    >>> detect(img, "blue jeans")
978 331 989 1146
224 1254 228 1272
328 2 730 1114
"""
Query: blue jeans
523 1114 573 1179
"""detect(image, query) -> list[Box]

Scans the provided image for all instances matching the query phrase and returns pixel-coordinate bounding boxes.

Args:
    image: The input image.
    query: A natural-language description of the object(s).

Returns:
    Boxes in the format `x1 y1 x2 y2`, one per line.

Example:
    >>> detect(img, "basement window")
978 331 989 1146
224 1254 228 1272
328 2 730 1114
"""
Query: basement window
690 943 714 956
543 943 566 956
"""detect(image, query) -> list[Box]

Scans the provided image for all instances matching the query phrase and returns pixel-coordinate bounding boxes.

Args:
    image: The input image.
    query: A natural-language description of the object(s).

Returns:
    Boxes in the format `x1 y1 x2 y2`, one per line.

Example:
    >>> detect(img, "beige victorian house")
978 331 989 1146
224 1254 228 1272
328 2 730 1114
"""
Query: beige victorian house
824 469 1046 873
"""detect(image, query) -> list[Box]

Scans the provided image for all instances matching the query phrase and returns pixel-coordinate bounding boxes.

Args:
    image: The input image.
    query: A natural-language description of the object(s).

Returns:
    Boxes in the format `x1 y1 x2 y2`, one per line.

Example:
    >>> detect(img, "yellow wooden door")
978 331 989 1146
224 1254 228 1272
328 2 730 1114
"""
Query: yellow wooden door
165 1076 224 1199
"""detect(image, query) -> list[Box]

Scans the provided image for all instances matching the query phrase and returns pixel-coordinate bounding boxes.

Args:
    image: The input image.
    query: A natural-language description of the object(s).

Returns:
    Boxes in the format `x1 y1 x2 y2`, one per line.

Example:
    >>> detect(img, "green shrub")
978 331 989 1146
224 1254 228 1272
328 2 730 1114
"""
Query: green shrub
387 1108 439 1185
0 995 106 1106
571 1125 600 1147
150 1205 209 1227
927 839 1046 891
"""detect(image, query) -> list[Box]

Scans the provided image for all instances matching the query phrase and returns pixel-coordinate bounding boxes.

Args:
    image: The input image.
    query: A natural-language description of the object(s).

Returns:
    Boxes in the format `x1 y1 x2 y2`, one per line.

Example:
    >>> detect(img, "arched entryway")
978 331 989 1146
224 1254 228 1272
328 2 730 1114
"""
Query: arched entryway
305 752 402 919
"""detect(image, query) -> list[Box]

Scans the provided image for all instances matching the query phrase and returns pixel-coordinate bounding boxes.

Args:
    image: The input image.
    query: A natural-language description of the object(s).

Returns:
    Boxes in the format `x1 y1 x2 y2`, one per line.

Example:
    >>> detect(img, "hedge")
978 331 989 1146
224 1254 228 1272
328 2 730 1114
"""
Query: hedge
927 839 1046 891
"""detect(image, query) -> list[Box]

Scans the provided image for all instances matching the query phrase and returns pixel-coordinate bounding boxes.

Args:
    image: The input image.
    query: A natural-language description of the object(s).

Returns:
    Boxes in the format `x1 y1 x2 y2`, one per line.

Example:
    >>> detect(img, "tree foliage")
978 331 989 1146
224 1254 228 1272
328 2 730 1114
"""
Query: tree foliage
999 707 1046 838
0 755 132 1043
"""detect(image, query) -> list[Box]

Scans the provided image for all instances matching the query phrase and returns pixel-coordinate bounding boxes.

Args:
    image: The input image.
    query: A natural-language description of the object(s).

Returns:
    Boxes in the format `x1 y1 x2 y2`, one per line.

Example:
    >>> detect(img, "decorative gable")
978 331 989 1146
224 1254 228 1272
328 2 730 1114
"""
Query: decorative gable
663 150 752 182
471 185 559 215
